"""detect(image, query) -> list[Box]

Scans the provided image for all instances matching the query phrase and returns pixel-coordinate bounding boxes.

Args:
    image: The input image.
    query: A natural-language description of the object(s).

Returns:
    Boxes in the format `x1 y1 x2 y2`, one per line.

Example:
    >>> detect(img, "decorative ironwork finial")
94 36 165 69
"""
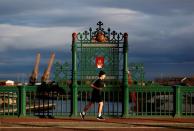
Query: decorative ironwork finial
83 30 89 40
76 21 124 42
96 21 104 32
97 21 103 29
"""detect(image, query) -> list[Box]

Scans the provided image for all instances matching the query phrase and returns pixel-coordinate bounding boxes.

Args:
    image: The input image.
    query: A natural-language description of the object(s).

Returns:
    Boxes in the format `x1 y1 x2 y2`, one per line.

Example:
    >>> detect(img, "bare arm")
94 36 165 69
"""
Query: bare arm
90 84 101 90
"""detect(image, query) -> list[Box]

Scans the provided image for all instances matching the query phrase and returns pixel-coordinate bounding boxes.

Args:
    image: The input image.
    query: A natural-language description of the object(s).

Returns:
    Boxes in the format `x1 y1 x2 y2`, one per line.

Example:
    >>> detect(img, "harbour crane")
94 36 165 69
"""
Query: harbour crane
29 53 40 85
41 52 55 83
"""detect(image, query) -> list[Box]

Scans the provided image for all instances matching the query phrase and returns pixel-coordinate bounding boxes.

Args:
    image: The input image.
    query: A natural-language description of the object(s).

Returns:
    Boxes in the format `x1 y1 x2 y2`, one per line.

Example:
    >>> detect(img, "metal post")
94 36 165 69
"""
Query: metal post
174 86 182 117
19 86 26 117
122 33 129 117
71 32 78 117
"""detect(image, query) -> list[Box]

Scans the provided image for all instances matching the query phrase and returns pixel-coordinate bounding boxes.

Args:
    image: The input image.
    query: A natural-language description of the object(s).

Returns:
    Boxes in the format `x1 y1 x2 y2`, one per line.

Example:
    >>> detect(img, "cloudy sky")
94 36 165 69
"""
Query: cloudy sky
0 0 194 81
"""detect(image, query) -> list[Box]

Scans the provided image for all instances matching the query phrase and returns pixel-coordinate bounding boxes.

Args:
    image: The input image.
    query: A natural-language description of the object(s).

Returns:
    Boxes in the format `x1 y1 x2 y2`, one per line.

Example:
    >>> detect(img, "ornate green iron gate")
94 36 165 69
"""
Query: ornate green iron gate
71 21 129 117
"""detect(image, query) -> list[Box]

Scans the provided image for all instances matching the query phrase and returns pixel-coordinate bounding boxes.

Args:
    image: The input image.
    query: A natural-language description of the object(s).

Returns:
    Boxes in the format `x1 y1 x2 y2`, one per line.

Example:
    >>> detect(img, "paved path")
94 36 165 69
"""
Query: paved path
1 117 194 131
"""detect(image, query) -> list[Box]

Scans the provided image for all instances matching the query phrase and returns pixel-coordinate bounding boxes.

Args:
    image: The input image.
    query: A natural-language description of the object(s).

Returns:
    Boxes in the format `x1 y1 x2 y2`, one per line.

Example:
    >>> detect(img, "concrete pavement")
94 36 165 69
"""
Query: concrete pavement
1 117 194 131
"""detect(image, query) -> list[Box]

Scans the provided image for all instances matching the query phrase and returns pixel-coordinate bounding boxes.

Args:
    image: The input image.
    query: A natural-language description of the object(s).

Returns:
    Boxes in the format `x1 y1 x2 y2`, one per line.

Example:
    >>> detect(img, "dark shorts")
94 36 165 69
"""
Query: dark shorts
91 89 103 103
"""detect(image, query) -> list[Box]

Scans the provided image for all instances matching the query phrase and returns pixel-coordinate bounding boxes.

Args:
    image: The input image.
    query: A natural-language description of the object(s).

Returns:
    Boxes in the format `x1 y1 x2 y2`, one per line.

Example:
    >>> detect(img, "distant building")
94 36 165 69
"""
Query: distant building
155 76 194 86
0 80 15 86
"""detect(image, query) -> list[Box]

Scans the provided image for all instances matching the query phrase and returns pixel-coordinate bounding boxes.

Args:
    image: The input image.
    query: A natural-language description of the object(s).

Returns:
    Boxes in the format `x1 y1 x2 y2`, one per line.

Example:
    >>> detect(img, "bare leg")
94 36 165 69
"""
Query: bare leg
98 101 103 114
83 102 93 112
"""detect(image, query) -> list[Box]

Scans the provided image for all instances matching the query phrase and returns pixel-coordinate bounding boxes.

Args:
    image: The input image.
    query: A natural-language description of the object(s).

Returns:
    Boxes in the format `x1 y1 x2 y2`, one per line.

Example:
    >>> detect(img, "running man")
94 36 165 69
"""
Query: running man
80 70 106 120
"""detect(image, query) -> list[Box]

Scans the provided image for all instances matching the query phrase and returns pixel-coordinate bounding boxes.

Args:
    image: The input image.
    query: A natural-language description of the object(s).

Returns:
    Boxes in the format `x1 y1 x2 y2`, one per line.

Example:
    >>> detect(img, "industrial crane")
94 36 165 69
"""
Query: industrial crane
29 53 40 85
41 52 55 83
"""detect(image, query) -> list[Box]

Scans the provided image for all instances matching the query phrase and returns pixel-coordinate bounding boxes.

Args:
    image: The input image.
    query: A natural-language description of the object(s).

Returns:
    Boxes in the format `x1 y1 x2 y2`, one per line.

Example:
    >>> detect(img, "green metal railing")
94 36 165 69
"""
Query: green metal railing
25 85 71 117
0 86 19 116
129 85 174 117
181 86 194 116
1 84 194 117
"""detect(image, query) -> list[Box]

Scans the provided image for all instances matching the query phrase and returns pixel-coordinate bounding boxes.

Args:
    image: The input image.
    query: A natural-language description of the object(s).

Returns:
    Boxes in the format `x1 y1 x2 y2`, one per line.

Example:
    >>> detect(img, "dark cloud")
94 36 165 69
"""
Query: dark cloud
0 0 96 27
0 0 194 80
84 0 194 16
